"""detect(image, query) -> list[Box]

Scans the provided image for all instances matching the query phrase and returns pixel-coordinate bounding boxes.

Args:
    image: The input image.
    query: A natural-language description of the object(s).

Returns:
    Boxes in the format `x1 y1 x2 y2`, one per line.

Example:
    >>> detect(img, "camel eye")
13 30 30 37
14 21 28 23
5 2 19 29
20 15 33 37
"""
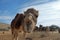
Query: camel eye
36 15 38 18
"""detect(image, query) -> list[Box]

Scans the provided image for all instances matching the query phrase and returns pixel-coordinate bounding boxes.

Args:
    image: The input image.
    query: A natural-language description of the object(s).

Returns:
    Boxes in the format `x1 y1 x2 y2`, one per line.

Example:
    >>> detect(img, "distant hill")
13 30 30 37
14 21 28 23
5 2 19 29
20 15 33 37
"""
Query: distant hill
0 22 10 31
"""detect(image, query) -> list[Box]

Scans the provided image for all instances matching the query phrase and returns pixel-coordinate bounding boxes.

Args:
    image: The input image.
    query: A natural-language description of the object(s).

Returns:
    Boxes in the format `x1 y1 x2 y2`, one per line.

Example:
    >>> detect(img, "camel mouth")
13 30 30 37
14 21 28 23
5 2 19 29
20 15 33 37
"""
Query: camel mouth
24 18 31 23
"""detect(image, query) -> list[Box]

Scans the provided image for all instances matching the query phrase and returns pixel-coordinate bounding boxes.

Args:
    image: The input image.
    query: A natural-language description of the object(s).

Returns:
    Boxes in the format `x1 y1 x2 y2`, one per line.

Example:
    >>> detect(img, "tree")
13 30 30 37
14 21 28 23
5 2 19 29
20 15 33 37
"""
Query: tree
39 24 43 31
49 25 59 31
33 26 38 31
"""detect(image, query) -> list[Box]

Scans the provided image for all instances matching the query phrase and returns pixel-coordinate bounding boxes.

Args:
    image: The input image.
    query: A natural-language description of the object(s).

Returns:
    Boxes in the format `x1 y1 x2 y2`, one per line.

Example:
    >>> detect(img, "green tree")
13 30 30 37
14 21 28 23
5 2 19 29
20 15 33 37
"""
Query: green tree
49 25 59 31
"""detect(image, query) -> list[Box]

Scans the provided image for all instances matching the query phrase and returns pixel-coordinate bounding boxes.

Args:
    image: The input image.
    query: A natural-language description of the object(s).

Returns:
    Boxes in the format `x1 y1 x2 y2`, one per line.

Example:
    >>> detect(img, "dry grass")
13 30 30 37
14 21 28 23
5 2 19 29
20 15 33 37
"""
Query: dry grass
0 31 60 40
0 23 9 28
1 20 60 40
0 23 60 40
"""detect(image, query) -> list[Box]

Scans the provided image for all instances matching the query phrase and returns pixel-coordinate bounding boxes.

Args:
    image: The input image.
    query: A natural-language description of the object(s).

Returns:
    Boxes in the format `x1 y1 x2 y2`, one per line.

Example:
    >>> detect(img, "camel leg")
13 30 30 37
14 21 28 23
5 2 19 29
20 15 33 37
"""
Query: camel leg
11 29 15 40
12 31 15 40
15 31 18 40
12 32 15 40
24 32 30 39
12 30 18 40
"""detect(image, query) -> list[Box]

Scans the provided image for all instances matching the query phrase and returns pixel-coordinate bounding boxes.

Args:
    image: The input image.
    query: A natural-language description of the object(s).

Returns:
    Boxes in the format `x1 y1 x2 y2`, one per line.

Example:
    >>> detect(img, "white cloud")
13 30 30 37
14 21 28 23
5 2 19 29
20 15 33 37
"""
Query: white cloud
0 16 12 20
17 0 56 13
21 0 60 26
0 10 13 20
38 1 60 26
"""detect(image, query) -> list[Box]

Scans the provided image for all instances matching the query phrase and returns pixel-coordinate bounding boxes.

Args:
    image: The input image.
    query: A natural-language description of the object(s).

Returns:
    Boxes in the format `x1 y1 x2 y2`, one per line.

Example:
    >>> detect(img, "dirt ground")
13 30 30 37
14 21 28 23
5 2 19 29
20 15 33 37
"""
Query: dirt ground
0 31 60 40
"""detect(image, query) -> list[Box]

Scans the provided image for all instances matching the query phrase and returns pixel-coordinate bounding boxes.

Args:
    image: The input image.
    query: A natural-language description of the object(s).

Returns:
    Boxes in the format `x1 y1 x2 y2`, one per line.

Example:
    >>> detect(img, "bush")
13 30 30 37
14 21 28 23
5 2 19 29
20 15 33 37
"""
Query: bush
58 28 60 33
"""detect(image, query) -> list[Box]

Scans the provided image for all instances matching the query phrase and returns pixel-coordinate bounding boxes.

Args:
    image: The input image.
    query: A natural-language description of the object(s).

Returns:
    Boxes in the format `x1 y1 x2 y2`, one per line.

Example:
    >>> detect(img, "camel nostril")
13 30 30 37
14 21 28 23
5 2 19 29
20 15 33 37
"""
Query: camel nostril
27 21 32 25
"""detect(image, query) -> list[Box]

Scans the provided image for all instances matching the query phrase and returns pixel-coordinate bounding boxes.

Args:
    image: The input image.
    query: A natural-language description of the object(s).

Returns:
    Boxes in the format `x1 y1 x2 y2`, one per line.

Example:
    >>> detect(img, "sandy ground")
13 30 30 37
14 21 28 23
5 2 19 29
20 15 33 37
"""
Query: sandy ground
0 31 60 40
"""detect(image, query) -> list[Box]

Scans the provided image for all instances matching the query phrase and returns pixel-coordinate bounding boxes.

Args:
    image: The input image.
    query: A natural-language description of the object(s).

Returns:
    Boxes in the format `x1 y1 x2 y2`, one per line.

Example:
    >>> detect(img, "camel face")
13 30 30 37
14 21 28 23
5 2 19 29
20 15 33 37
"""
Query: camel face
24 8 38 33
24 13 34 33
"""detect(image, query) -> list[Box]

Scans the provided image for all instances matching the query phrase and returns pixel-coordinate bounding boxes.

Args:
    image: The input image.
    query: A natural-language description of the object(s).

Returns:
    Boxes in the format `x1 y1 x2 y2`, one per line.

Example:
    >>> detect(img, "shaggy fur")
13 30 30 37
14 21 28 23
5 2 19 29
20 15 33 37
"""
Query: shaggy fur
11 8 38 40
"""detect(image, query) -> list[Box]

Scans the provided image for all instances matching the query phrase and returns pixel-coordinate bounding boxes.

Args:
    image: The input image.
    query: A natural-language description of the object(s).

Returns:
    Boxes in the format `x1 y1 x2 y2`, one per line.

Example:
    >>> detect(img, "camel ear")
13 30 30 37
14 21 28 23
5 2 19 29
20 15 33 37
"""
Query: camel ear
36 15 38 18
35 11 38 18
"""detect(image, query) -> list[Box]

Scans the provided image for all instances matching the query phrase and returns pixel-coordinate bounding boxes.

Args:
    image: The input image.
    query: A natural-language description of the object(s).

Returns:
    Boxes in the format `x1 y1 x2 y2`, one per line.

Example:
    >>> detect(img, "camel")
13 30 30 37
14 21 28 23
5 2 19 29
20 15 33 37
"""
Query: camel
11 8 38 40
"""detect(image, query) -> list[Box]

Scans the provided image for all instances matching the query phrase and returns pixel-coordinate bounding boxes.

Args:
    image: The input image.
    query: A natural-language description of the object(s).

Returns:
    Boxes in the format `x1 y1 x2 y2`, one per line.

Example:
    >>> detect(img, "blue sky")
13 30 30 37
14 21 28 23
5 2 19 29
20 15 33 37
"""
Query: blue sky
0 0 60 26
